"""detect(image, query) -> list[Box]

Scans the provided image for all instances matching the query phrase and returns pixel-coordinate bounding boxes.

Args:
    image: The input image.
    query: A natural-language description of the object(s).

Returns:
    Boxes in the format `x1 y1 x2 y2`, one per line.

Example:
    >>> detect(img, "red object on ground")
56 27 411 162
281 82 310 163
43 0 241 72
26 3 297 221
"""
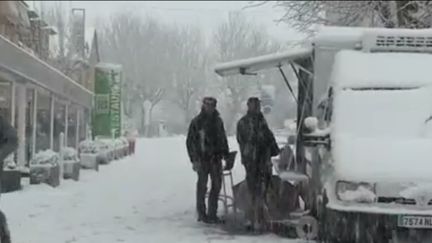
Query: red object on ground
126 129 138 155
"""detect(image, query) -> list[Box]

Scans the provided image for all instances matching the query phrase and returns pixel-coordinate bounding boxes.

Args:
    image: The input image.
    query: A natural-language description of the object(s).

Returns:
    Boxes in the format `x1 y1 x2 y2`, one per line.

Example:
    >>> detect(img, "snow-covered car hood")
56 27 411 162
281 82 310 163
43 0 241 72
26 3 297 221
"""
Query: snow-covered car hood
333 136 432 183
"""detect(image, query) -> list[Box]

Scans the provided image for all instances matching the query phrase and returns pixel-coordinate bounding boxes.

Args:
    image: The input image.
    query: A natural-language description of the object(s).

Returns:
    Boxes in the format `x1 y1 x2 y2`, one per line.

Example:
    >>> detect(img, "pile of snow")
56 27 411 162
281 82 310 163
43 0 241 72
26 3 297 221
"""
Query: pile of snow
338 185 376 203
331 50 432 89
61 147 78 161
30 150 59 166
400 183 432 200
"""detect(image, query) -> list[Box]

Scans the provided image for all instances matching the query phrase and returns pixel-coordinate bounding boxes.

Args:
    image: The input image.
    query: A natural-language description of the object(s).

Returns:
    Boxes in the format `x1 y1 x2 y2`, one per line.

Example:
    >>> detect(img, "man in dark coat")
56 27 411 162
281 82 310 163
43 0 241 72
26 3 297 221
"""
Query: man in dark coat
236 97 279 231
0 114 18 243
186 97 229 224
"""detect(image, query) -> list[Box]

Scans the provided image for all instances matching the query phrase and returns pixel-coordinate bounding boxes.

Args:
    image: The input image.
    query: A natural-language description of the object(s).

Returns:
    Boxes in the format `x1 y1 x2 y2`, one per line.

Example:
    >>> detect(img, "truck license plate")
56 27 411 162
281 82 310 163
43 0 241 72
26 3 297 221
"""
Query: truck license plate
398 216 432 229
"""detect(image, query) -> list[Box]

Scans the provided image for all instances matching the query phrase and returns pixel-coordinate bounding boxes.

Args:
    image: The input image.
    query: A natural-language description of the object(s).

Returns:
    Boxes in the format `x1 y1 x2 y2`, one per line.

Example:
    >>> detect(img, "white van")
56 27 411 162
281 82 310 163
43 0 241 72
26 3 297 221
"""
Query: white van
310 49 432 243
215 26 432 242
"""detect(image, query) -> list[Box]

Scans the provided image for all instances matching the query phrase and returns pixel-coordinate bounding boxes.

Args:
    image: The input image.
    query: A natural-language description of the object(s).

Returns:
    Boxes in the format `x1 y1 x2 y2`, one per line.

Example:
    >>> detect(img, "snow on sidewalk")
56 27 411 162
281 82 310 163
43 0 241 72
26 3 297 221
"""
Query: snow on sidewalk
2 137 301 243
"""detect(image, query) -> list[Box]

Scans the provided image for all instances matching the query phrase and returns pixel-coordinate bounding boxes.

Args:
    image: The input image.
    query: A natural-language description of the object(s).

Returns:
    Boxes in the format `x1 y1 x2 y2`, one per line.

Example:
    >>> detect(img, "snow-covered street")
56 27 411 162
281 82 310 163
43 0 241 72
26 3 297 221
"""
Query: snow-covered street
2 137 300 243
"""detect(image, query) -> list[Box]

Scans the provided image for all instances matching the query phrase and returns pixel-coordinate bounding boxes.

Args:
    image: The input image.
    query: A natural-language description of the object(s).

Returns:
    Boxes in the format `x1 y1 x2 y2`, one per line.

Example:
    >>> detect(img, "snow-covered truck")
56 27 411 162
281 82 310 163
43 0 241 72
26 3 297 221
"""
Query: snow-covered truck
215 26 432 242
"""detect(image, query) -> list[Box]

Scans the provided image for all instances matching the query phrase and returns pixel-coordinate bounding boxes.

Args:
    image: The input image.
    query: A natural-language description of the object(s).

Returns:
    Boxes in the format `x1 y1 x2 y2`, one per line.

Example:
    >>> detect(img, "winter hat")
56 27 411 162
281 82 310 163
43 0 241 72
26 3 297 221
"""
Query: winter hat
247 97 260 105
203 97 217 106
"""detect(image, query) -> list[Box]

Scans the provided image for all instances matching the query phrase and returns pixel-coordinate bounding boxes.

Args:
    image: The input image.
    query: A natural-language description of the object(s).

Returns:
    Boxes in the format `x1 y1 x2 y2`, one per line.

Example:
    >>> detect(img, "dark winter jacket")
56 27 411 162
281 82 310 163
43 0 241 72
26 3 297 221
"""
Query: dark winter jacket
186 110 229 163
0 115 17 167
236 112 279 166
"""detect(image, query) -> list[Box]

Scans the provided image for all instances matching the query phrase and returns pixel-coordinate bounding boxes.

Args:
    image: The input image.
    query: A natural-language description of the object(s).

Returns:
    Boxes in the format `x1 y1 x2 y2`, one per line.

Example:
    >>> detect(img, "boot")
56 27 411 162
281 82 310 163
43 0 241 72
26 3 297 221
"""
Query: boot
197 214 210 223
207 215 225 224
244 220 253 231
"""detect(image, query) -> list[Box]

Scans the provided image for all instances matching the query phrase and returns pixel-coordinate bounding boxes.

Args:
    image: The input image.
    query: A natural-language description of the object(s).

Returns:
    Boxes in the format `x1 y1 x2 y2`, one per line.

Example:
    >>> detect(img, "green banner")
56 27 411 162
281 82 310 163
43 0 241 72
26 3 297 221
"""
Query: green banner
93 63 122 138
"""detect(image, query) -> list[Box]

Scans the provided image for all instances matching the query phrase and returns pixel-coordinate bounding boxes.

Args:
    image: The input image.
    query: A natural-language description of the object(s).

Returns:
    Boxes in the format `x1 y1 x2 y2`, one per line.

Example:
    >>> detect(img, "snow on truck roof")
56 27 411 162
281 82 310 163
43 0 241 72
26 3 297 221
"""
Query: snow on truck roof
330 50 432 89
214 26 432 77
315 26 432 46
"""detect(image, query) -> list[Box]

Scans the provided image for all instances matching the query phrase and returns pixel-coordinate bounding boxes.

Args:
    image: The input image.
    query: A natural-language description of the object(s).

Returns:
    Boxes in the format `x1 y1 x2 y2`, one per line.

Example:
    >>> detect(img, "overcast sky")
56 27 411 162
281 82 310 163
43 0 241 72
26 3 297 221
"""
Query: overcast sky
30 1 305 43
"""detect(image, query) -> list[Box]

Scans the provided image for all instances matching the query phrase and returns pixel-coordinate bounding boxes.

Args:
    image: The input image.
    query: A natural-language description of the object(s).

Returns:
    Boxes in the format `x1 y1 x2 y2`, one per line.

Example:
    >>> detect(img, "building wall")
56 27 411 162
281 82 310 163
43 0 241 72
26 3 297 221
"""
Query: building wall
0 1 21 42
0 1 51 59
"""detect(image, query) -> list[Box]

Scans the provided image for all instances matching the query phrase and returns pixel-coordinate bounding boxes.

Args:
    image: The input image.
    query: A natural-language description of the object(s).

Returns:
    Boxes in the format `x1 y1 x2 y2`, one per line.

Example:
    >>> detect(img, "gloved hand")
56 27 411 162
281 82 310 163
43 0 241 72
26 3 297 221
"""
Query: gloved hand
192 161 201 172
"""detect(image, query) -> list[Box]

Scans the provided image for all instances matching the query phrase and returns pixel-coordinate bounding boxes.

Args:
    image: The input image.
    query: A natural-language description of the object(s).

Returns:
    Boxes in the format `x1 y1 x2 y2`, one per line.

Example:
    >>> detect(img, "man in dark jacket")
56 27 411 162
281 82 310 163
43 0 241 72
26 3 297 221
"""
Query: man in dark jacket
236 97 279 231
0 114 18 243
186 97 229 224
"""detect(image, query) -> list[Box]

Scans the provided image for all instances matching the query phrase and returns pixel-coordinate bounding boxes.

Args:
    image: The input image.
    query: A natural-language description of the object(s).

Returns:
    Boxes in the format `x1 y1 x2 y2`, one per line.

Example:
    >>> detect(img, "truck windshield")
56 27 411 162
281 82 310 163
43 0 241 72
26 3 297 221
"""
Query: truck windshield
332 86 432 138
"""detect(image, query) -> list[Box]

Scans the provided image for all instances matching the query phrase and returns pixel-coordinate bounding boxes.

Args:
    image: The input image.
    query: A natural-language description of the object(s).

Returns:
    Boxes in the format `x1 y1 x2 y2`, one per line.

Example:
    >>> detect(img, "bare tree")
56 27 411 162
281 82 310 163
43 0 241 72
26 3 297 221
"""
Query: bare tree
167 25 208 130
213 11 281 133
98 12 176 136
42 1 77 76
256 1 432 35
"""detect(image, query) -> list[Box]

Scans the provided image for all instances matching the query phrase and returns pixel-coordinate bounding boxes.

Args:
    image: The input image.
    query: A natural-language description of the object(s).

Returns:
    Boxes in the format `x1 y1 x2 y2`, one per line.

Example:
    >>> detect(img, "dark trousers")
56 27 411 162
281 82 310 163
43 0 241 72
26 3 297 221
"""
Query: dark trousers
244 161 272 225
196 158 222 218
128 140 135 154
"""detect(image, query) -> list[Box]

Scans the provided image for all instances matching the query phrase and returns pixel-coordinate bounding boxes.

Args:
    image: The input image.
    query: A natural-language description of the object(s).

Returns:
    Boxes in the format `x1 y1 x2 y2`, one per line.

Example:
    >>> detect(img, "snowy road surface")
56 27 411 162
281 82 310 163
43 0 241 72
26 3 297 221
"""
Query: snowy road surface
2 137 303 243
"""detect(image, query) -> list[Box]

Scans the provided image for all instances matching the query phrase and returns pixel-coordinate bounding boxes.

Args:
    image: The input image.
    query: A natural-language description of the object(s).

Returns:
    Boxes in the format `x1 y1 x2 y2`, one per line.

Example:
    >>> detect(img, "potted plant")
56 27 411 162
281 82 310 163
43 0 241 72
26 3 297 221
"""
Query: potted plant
79 140 99 170
30 150 60 187
61 147 80 181
1 154 21 193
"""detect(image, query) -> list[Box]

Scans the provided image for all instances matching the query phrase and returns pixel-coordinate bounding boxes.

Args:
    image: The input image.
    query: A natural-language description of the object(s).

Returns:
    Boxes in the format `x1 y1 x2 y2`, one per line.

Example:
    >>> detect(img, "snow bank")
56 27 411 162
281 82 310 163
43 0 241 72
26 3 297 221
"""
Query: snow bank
331 50 432 89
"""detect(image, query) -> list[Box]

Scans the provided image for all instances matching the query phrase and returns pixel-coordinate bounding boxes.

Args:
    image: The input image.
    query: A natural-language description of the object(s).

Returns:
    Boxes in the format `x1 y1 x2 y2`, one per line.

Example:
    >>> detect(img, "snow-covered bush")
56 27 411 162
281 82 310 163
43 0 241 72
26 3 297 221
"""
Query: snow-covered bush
30 150 60 187
61 147 80 181
61 147 79 161
3 154 16 170
120 137 129 146
79 140 99 154
30 150 59 167
97 139 114 149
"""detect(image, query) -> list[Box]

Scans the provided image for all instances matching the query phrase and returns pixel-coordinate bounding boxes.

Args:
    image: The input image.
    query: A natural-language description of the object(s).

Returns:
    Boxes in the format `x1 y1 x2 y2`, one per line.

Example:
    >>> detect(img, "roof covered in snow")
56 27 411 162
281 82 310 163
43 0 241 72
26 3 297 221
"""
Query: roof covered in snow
95 62 123 71
330 50 432 89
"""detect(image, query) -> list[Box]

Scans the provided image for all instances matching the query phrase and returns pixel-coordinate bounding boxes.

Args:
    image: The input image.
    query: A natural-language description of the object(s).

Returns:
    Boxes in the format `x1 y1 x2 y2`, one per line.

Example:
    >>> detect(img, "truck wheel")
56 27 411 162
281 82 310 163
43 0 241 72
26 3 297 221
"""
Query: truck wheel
296 215 319 240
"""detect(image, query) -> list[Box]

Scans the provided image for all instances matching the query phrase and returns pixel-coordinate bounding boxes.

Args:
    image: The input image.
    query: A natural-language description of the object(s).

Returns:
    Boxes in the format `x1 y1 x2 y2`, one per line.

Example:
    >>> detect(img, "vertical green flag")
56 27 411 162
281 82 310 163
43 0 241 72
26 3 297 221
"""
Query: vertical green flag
93 63 122 138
